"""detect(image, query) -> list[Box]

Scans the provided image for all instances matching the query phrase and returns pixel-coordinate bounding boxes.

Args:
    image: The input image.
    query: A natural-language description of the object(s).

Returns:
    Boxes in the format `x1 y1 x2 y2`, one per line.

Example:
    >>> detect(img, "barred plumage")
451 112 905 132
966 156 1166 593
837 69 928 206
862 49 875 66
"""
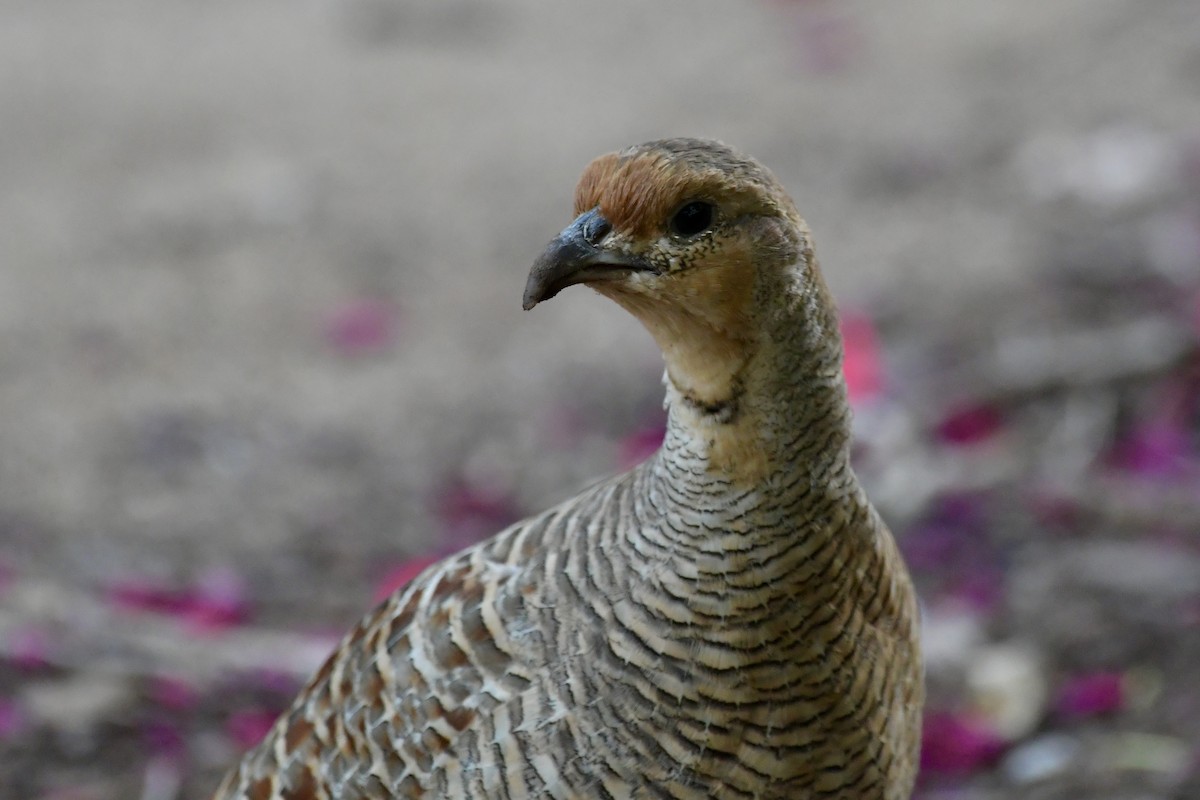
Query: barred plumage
213 138 923 799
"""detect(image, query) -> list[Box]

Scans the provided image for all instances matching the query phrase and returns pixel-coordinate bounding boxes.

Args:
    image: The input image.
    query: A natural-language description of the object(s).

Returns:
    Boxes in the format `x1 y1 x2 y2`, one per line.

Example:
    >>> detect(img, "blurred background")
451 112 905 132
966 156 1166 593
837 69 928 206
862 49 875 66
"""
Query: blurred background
2 0 1198 797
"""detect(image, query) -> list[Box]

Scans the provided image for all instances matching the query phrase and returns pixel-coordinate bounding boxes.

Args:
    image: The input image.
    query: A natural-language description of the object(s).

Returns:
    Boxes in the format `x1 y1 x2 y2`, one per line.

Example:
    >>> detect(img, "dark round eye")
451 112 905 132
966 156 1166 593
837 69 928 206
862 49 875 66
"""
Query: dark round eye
669 201 715 237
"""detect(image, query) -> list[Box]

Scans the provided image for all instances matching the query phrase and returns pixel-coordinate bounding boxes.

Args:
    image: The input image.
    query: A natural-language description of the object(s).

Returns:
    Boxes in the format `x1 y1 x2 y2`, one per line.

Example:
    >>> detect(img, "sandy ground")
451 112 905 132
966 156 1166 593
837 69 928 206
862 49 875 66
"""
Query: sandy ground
2 1 1199 797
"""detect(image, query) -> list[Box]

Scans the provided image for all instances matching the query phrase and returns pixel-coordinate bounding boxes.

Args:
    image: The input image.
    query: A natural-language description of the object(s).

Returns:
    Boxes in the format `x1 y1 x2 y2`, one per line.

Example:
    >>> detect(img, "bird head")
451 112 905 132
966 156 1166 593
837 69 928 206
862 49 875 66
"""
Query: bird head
524 138 825 412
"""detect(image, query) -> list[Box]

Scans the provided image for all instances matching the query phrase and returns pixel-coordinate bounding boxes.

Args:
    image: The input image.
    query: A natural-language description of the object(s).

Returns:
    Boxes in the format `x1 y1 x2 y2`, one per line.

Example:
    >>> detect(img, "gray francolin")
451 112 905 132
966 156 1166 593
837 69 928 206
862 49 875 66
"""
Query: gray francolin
213 138 924 799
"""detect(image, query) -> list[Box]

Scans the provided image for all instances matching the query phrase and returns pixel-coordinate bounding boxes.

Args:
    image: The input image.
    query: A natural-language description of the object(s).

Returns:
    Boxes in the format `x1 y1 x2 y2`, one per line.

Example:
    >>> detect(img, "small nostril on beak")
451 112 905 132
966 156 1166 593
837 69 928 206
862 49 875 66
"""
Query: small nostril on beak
582 213 611 246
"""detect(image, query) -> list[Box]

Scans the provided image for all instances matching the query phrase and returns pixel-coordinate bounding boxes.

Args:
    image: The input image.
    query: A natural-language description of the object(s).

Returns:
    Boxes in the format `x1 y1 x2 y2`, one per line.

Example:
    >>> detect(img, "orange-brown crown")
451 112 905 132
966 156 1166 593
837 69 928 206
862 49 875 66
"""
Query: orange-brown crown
573 139 789 239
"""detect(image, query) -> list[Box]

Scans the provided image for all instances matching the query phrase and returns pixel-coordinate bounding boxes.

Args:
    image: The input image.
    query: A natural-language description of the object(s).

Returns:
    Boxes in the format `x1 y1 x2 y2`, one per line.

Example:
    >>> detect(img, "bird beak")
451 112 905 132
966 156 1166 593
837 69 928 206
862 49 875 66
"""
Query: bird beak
522 208 654 310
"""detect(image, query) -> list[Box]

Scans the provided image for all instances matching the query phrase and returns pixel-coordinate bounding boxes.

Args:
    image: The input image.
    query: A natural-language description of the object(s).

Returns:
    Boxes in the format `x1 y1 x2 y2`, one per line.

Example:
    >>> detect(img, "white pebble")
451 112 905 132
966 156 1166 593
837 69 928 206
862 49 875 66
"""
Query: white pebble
967 640 1046 740
1002 733 1080 784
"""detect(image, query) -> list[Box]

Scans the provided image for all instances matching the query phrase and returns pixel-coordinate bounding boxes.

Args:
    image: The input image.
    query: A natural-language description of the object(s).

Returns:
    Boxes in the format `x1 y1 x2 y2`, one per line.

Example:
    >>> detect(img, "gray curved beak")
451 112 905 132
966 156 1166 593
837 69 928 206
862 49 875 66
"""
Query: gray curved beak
522 208 654 310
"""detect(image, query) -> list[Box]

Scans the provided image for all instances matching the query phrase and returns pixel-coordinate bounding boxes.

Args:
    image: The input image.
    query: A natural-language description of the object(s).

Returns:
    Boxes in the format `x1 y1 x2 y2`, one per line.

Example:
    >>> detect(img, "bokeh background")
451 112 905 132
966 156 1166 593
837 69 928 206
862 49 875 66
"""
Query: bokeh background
2 1 1199 797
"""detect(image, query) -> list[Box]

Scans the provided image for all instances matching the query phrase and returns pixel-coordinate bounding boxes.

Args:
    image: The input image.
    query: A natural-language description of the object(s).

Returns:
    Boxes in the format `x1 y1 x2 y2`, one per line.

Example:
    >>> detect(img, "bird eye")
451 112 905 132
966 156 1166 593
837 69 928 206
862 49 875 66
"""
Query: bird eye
669 201 715 237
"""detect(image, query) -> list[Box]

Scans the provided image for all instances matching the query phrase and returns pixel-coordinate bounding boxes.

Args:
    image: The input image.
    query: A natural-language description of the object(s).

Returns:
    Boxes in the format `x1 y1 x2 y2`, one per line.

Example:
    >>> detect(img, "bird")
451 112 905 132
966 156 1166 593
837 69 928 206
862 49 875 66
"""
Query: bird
212 138 924 800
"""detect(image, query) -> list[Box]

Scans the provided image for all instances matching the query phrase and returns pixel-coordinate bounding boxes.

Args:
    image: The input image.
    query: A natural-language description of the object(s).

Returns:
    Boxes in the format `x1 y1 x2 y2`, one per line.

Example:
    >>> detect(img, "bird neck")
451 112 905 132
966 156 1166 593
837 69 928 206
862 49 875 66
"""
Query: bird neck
655 260 853 493
632 264 890 632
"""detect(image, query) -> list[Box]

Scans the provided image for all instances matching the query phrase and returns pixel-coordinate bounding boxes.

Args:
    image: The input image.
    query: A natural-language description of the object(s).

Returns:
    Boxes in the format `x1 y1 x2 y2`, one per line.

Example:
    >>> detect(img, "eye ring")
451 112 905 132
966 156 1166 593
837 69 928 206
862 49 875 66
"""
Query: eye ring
668 201 715 238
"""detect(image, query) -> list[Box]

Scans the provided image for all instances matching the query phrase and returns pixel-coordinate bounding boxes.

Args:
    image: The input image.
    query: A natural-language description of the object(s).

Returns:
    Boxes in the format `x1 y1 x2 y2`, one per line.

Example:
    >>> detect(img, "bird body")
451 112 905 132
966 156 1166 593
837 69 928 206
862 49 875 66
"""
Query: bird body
214 139 923 799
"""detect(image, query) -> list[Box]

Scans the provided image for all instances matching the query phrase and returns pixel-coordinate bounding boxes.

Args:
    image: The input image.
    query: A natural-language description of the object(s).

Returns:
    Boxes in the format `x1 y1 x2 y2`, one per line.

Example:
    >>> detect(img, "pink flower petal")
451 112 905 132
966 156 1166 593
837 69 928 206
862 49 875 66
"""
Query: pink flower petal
1054 672 1125 719
1108 421 1191 479
840 312 885 406
141 717 186 758
109 570 252 632
217 669 302 704
0 696 27 741
435 479 522 544
935 403 1005 446
252 669 302 696
108 579 189 615
901 523 962 573
324 298 398 357
902 494 1008 610
7 625 53 672
226 709 279 750
900 493 990 572
373 556 439 603
182 567 252 633
147 676 200 713
920 711 1008 776
618 423 667 469
948 567 1005 613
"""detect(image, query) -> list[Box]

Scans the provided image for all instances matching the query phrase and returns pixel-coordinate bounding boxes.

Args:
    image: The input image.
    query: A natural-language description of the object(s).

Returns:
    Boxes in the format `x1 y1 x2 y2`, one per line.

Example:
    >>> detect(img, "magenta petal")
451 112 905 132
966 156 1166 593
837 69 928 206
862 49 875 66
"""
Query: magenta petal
221 668 301 698
108 578 190 615
435 479 522 543
1108 421 1191 478
226 709 279 750
839 312 885 406
935 404 1005 446
109 571 251 632
0 696 27 741
900 492 991 573
1054 672 1125 719
142 717 186 758
183 567 252 633
253 669 303 697
901 523 962 572
920 711 1007 776
7 625 53 672
618 424 667 469
324 299 397 357
948 567 1005 612
373 557 439 603
148 676 200 713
